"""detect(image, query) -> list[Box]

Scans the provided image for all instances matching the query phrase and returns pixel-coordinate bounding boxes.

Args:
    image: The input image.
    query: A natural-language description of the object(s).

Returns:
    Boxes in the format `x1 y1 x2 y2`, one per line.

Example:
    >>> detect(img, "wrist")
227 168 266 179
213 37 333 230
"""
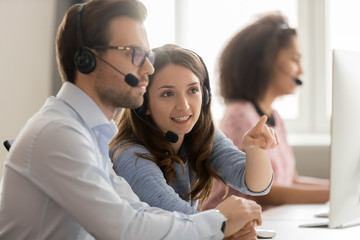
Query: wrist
213 209 228 235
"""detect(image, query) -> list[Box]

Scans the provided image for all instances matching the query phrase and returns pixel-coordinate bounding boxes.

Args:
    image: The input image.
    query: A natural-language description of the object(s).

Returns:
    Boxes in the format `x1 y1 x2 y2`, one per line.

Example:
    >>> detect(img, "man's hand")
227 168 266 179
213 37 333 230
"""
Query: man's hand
242 115 279 150
223 221 257 240
215 196 262 237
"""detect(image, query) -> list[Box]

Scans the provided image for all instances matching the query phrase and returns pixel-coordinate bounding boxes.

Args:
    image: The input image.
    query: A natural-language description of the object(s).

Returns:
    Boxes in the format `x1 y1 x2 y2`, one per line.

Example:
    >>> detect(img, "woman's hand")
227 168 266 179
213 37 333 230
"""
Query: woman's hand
242 115 279 151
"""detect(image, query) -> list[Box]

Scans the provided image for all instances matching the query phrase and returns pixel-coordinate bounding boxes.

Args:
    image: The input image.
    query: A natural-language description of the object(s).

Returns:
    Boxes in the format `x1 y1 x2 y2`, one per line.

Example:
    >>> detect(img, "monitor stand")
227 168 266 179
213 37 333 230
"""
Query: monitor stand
299 218 360 229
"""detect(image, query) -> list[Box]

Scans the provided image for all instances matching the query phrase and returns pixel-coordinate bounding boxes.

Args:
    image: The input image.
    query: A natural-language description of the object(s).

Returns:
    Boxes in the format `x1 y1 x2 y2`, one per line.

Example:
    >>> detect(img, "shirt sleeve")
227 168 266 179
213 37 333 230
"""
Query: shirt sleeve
9 120 225 240
113 145 198 215
209 129 272 196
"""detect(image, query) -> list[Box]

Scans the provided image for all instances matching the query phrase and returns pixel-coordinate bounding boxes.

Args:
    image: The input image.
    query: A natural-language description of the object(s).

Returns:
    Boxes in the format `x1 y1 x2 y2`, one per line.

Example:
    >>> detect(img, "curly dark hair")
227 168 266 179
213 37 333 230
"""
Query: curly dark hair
219 12 297 103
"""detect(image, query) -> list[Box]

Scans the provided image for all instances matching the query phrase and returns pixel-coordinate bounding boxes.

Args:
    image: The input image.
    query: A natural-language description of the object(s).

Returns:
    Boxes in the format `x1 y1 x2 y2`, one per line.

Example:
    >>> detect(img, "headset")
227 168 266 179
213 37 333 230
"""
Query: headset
74 3 96 74
197 52 211 107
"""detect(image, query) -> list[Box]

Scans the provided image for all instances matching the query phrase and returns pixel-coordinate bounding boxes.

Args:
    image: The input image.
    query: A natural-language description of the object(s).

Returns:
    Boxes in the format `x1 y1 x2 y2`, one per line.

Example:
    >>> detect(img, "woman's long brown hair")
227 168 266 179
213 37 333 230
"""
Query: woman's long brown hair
110 44 226 204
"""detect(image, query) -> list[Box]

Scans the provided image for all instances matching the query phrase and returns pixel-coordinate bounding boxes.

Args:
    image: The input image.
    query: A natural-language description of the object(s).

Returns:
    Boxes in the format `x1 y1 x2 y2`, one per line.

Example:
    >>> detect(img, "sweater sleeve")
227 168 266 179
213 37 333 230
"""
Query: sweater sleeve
113 145 198 215
209 129 271 196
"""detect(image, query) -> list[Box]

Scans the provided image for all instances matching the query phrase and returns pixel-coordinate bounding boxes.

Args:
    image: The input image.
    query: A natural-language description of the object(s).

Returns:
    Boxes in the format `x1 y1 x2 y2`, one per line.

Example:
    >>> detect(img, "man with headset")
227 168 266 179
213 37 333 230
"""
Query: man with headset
0 0 263 239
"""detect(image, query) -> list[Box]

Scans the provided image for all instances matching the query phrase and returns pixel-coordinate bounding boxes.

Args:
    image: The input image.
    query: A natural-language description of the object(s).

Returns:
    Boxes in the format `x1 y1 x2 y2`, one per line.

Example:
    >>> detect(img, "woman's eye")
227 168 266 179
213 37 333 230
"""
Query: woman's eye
161 91 173 97
189 87 199 94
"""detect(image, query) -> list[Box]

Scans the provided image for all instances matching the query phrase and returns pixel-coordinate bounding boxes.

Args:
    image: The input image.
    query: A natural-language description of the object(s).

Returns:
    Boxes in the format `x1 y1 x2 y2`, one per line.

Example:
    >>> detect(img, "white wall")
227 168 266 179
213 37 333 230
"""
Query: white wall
0 0 56 177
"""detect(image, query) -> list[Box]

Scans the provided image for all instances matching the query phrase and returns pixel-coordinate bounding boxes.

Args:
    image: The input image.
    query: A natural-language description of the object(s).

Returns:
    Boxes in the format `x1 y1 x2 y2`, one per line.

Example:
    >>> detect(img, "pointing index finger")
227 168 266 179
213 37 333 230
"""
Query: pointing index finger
253 115 268 133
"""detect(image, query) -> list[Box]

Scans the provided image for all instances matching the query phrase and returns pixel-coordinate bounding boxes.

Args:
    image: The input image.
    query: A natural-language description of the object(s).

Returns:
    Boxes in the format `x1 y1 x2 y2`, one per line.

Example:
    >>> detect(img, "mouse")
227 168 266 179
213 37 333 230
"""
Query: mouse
256 228 277 239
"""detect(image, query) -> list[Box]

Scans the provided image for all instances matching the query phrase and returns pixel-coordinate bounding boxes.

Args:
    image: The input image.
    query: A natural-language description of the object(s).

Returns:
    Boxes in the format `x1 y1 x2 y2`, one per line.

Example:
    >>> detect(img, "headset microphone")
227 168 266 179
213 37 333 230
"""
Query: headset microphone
124 74 140 87
91 50 140 87
164 131 179 144
295 79 303 86
278 65 303 86
132 108 179 143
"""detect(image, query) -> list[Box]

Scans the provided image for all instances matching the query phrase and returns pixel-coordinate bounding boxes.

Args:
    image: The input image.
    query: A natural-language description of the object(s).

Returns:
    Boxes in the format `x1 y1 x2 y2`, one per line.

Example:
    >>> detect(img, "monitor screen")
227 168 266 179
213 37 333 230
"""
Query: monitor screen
329 49 360 228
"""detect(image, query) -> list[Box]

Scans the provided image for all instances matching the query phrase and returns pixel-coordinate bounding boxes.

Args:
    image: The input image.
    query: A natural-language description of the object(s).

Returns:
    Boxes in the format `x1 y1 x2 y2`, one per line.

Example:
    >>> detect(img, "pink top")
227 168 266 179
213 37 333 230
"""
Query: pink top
203 100 296 210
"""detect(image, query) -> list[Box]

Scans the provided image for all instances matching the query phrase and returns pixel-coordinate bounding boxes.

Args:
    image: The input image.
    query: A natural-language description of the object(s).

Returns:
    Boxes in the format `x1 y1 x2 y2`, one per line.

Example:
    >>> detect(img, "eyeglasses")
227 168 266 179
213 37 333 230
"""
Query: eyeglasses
90 45 155 67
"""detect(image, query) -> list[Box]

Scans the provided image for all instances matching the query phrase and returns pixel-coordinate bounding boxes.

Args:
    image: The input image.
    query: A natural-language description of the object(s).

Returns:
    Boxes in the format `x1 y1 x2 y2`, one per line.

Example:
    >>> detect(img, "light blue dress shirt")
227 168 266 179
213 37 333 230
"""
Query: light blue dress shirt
0 82 226 240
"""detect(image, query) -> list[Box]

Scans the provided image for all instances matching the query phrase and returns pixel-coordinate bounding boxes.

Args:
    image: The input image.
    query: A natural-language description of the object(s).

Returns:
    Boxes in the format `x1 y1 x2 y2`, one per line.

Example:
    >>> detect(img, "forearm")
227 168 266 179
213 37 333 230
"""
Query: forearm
244 148 273 192
253 184 329 205
294 175 330 187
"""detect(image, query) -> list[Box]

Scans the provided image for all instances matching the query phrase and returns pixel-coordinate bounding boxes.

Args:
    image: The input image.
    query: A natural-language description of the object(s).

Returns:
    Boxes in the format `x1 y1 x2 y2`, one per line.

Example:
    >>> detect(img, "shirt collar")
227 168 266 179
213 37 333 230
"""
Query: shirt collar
56 82 118 139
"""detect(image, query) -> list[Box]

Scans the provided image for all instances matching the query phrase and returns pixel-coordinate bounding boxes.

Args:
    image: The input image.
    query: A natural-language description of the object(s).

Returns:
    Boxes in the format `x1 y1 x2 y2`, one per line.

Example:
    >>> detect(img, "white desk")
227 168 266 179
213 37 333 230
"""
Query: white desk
261 204 360 239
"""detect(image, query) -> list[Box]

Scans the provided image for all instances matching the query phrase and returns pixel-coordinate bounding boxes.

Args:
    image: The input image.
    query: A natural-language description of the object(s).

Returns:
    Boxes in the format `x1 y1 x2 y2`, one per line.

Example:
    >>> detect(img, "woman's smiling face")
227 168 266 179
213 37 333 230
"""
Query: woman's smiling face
146 64 202 141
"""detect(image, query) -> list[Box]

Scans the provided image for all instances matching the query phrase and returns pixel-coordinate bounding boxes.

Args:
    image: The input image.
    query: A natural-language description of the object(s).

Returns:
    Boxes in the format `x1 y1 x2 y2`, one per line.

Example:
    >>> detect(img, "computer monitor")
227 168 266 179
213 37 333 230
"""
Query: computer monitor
328 49 360 228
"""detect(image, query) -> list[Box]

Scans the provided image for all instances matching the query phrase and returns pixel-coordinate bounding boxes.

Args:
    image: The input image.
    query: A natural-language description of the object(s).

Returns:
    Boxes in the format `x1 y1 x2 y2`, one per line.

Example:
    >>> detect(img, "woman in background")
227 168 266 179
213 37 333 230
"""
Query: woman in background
110 44 279 240
203 12 329 211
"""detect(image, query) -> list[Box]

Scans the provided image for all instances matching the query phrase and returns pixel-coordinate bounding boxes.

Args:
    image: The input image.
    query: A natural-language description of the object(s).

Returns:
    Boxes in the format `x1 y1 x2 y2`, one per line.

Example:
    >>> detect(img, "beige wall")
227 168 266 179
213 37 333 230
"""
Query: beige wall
294 145 330 179
0 0 56 177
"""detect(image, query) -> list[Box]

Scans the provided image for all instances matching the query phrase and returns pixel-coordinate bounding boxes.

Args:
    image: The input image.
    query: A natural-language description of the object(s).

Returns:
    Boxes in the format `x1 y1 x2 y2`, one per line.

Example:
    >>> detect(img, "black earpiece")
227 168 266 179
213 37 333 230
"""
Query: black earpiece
74 3 96 74
202 86 210 106
192 52 212 107
74 48 96 74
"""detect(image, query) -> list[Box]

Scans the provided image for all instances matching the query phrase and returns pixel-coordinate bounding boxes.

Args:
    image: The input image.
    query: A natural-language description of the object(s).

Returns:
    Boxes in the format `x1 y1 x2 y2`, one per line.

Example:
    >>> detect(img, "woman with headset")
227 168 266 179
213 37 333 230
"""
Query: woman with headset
110 44 278 239
203 13 329 211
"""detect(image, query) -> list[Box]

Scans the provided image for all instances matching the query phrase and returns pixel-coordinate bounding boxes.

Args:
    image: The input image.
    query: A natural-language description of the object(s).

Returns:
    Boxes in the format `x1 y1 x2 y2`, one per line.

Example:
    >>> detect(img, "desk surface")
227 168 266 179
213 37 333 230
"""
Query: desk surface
261 204 360 239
